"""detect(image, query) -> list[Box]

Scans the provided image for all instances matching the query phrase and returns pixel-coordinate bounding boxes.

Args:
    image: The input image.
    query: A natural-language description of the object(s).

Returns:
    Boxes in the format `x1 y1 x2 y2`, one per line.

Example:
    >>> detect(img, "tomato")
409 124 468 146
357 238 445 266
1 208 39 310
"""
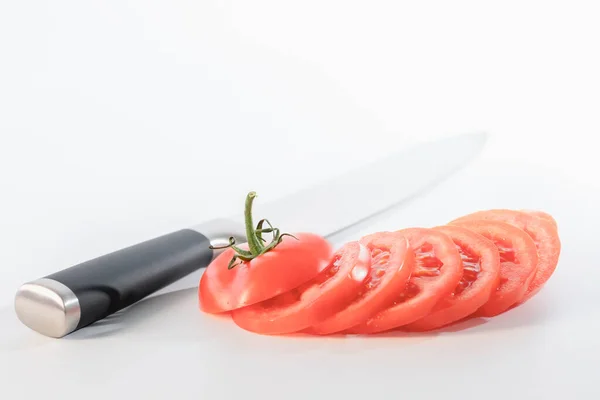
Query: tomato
231 241 371 335
200 233 332 313
199 192 333 313
405 225 501 331
347 228 462 334
307 234 414 335
451 209 560 302
450 219 538 316
521 210 558 230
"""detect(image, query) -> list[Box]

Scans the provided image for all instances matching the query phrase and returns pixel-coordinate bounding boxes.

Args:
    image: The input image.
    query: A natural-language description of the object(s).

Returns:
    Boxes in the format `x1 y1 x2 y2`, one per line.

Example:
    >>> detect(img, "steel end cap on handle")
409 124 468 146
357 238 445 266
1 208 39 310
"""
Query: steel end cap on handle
15 278 81 338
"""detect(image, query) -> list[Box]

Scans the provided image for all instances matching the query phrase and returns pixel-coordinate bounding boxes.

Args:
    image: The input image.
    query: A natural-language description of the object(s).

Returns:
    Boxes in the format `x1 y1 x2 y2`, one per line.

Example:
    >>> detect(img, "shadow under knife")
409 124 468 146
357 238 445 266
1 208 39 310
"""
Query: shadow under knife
63 286 223 340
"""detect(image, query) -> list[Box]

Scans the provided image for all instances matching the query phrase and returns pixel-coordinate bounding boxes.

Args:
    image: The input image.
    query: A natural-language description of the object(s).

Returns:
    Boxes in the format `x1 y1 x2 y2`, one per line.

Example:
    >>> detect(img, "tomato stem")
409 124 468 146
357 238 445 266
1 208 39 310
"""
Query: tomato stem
210 191 299 269
244 192 263 254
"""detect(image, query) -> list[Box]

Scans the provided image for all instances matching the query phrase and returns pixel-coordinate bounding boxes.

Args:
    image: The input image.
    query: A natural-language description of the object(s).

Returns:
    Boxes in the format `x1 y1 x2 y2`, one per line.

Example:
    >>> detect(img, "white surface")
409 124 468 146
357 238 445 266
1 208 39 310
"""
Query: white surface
1 1 599 399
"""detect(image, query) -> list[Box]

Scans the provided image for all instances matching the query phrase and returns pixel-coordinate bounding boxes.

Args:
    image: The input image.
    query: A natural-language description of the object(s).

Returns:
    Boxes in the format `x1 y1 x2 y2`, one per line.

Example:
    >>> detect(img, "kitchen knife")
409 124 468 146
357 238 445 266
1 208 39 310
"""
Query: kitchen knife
14 132 487 338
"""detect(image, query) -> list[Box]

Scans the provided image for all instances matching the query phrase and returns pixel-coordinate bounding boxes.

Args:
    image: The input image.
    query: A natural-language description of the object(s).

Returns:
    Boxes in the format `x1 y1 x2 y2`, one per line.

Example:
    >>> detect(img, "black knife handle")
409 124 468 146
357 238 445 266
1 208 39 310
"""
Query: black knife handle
14 218 246 338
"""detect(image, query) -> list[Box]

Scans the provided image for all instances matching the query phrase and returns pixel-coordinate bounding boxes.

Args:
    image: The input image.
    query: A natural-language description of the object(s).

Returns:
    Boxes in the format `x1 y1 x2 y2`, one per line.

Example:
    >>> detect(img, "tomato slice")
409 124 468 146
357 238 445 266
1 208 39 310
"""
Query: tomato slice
347 228 462 334
405 225 501 331
450 219 538 316
521 210 558 230
230 241 371 335
307 234 414 335
451 209 560 302
199 233 333 313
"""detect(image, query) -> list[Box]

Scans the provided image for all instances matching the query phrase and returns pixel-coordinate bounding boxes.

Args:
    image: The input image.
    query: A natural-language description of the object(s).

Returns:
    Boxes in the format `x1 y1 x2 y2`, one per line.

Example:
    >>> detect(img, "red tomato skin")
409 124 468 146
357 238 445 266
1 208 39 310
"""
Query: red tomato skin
199 233 333 313
405 225 500 331
308 235 414 335
347 228 463 334
450 219 538 317
451 209 560 302
230 241 371 335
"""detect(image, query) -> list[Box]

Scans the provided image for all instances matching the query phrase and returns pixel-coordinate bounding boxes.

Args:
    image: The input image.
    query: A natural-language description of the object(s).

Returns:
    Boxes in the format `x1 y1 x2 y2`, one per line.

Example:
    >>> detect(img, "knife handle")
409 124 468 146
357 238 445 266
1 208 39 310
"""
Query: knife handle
14 218 246 338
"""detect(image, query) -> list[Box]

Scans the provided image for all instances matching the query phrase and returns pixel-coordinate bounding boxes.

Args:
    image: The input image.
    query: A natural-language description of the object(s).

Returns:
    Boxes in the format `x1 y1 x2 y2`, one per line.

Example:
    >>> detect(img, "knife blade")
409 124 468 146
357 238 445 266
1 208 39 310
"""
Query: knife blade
245 132 488 242
14 132 487 338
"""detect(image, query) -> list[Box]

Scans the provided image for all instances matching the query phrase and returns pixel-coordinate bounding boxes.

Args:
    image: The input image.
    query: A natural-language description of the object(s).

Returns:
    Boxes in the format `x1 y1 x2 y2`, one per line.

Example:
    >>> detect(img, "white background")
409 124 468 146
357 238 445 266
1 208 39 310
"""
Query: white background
1 1 599 399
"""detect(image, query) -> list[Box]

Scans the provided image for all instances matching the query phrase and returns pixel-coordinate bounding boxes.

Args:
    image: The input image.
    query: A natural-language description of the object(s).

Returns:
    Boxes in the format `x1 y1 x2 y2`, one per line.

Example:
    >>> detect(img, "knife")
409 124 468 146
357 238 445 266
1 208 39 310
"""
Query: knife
14 132 487 338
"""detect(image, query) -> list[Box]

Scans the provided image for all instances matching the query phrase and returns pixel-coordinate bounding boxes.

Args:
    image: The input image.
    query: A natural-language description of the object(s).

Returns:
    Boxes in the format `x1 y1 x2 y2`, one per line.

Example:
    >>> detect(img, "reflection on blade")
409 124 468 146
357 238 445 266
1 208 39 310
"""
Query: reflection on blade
240 132 488 243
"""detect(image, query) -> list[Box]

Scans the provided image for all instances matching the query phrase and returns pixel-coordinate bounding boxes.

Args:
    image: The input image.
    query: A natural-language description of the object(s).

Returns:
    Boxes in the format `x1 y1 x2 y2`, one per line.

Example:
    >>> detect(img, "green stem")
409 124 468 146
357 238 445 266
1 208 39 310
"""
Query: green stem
214 191 299 270
244 192 263 254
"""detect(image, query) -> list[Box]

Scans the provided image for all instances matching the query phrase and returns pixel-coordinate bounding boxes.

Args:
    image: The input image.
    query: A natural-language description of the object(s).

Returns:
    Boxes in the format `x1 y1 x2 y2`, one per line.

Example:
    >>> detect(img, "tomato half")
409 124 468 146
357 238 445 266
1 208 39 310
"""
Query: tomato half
450 219 538 316
230 241 371 335
405 225 501 331
199 233 333 313
347 228 462 334
451 209 560 302
307 234 414 335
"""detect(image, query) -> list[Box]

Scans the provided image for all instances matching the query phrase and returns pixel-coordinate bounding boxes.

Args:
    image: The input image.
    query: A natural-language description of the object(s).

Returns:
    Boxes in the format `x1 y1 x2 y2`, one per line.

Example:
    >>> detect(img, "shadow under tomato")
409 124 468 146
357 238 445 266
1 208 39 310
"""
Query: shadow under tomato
389 294 558 336
287 313 488 339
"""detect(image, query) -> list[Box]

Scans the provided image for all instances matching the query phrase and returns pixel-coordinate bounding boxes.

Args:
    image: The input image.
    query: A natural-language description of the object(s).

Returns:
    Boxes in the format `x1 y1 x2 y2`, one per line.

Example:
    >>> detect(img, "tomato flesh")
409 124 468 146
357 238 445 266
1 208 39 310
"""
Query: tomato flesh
521 210 558 230
347 228 462 334
450 219 538 316
405 225 500 331
230 241 371 335
199 233 333 313
308 234 414 335
451 209 560 302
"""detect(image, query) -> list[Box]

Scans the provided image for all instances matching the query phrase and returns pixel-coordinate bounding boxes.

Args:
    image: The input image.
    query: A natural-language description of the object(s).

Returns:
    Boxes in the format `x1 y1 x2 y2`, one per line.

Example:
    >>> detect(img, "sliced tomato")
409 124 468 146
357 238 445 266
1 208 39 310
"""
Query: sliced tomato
199 233 333 313
450 219 538 316
199 192 334 314
307 234 414 335
521 210 558 230
347 228 462 334
405 225 501 331
451 209 560 301
230 241 371 335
